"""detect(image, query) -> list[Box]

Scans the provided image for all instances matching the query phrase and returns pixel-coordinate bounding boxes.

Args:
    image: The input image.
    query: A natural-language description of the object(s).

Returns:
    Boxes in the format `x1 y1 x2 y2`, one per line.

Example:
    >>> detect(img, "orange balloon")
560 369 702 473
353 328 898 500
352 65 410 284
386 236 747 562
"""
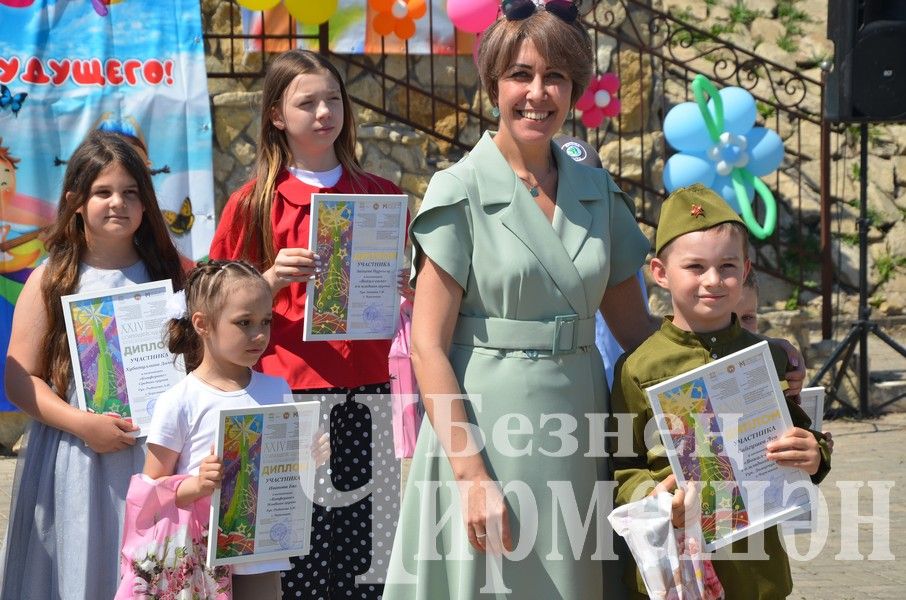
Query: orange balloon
373 11 396 36
409 0 427 20
369 0 395 10
395 18 416 40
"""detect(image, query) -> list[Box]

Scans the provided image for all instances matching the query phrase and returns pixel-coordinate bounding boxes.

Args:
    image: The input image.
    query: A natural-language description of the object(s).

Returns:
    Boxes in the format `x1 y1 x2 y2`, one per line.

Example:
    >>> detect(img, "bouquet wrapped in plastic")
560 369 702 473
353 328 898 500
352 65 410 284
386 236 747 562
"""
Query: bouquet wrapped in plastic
608 491 724 600
116 474 232 600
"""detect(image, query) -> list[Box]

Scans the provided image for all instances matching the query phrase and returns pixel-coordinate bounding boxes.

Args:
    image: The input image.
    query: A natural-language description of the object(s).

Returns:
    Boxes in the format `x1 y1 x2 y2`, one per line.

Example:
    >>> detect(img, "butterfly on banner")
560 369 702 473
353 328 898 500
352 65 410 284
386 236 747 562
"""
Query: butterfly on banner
0 85 27 117
91 0 124 17
162 197 195 235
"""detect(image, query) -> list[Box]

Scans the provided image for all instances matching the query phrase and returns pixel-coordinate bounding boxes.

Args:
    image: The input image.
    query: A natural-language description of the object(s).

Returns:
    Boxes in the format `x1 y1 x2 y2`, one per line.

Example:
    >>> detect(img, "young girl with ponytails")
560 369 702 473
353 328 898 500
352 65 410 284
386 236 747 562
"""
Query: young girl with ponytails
138 260 315 599
209 49 408 599
0 130 186 599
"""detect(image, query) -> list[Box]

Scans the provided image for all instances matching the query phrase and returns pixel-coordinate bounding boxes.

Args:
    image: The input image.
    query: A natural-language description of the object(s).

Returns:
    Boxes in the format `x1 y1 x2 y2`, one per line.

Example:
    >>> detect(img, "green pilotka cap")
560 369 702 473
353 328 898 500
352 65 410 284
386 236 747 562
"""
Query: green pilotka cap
655 183 745 255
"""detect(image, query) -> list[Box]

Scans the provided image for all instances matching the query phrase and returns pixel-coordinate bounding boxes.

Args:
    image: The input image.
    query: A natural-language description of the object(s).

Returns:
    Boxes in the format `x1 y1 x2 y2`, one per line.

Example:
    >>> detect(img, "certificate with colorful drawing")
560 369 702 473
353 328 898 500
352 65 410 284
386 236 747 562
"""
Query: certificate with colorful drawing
61 280 184 437
645 341 813 551
207 401 321 567
304 193 408 341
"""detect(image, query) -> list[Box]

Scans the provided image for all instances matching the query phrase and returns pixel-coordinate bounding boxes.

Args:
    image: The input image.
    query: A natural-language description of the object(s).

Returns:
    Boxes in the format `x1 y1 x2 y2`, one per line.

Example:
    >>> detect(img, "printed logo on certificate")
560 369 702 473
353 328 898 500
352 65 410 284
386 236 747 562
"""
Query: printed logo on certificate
304 193 408 341
207 401 320 567
645 341 816 551
61 280 185 437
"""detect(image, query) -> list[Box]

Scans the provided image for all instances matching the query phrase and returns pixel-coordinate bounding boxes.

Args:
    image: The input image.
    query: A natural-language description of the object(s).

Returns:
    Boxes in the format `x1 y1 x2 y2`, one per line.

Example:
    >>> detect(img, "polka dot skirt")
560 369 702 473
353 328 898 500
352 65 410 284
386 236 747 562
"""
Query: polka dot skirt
282 383 394 600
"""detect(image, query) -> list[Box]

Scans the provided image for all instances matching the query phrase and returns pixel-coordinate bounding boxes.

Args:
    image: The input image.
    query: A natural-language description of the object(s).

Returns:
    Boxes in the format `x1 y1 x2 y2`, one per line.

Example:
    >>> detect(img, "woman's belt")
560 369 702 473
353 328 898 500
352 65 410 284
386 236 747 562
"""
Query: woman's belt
452 314 596 355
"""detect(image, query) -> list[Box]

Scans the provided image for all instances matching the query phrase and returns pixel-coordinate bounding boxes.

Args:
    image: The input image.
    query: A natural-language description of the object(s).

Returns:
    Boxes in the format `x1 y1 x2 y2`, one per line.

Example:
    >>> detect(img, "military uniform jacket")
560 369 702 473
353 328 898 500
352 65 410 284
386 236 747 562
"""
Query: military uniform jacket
611 316 832 600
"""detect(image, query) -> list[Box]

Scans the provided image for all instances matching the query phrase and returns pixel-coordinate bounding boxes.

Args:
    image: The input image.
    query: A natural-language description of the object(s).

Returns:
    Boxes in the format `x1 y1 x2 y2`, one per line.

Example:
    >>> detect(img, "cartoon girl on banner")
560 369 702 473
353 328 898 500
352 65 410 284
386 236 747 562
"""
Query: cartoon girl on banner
0 136 55 411
0 138 53 273
0 0 216 415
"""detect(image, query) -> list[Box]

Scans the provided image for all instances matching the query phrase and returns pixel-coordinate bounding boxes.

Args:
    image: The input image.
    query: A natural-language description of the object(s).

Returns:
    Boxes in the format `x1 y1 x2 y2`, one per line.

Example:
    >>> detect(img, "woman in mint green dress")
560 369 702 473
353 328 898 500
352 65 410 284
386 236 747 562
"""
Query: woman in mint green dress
383 6 656 599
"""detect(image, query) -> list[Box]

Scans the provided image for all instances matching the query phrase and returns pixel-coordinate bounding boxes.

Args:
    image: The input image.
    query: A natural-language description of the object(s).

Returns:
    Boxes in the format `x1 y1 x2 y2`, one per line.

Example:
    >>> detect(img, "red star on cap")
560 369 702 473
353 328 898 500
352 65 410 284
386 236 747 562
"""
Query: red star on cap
690 204 705 218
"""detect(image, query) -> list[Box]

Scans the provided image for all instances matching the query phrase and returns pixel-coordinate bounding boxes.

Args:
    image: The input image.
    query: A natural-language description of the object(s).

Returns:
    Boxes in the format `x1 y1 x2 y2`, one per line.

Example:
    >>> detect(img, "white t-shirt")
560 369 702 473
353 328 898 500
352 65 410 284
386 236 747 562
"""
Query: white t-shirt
287 164 343 188
147 370 294 574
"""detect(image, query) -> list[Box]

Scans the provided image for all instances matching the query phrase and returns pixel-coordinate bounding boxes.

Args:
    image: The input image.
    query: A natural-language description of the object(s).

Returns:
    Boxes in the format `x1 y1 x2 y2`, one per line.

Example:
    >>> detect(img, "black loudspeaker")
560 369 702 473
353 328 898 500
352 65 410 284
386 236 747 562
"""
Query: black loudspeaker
825 0 906 122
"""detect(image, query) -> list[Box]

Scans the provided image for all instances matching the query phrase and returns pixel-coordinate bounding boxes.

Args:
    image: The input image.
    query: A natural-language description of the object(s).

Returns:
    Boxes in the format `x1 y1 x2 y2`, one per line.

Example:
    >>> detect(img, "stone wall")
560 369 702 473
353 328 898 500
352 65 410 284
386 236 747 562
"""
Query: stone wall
202 0 906 320
203 0 438 220
655 0 906 319
2 0 903 452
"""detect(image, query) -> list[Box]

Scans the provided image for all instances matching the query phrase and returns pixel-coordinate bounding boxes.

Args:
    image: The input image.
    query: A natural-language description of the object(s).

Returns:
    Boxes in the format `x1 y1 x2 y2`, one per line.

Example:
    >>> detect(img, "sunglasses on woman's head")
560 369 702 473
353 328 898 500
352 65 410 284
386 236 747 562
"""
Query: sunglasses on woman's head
501 0 580 23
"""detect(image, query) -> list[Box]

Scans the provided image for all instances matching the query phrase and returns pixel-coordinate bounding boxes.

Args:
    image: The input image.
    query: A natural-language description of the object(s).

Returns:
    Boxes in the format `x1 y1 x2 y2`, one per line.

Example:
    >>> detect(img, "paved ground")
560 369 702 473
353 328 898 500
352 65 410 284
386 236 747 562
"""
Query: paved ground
786 413 906 599
1 414 904 598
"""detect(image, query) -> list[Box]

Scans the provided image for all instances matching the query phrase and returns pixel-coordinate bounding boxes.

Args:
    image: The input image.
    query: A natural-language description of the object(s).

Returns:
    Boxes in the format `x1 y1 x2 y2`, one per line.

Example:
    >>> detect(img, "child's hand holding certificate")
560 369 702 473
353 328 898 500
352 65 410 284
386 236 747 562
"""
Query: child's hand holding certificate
645 341 816 551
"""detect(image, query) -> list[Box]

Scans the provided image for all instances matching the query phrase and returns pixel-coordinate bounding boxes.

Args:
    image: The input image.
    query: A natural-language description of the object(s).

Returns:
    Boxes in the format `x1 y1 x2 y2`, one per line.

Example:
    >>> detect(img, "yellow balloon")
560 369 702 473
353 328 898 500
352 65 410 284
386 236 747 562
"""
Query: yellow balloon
236 0 281 9
285 0 338 25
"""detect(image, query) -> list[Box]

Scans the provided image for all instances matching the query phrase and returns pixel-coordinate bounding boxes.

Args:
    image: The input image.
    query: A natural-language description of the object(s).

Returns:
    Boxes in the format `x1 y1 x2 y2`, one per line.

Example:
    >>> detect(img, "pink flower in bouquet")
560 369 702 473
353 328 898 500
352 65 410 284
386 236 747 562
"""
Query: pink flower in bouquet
576 73 621 128
703 561 725 600
686 535 701 556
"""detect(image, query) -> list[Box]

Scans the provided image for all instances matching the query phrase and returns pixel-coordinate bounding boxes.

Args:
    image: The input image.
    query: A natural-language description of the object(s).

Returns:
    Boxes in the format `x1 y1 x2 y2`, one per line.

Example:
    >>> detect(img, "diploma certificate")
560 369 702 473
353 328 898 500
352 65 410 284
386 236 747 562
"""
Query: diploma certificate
207 401 320 567
61 280 184 436
799 386 825 432
782 386 826 534
304 193 408 341
645 341 814 551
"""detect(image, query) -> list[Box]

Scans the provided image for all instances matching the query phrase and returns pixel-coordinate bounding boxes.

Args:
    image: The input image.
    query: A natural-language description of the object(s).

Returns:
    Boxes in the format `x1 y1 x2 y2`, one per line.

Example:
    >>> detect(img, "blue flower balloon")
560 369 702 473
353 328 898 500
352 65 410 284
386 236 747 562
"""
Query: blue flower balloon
662 75 783 239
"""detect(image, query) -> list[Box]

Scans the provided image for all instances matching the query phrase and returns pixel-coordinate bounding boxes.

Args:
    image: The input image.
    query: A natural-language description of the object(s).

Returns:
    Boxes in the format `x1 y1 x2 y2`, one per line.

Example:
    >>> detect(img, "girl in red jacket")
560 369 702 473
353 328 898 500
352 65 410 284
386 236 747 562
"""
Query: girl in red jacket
210 49 408 600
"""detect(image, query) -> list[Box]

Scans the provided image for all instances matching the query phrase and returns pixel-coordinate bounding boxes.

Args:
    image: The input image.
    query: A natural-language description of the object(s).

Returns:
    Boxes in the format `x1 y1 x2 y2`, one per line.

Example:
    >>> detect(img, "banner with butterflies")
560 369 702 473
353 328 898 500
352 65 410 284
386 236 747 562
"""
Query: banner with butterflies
0 0 214 411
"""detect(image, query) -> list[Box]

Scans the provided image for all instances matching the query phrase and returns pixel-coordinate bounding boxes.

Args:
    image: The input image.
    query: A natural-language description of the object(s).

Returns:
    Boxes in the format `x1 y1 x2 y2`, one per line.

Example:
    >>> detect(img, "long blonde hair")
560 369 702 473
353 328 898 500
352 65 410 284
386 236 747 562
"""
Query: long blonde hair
236 50 370 270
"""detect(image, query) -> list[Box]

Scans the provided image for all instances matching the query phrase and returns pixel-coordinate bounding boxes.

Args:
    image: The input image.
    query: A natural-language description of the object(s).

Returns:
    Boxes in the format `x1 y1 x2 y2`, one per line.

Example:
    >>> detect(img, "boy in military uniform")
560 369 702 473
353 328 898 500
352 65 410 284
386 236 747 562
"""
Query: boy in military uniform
610 184 831 599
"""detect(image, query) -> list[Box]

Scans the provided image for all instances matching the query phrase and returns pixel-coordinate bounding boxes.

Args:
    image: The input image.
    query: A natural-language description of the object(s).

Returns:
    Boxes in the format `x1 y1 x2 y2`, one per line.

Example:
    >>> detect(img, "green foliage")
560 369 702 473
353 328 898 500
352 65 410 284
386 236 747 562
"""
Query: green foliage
775 0 811 25
850 163 860 181
875 253 906 286
834 231 860 246
671 6 695 23
867 207 884 229
777 225 821 309
784 21 804 37
869 295 885 309
785 286 800 310
729 2 763 27
710 22 736 37
670 4 734 45
845 198 885 229
844 123 884 147
776 32 798 53
756 101 776 120
868 125 884 147
800 50 832 68
780 225 821 277
772 1 810 54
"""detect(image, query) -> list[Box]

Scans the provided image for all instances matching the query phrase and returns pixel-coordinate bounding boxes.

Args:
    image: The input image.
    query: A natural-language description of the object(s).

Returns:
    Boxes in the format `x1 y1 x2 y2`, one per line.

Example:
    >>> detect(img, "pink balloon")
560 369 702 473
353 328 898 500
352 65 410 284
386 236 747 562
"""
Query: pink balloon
447 0 498 34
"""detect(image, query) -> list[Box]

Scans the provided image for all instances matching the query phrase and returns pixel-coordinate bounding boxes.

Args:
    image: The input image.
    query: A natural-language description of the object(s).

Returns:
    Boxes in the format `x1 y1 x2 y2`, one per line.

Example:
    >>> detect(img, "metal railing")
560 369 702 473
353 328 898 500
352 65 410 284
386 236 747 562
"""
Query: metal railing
203 0 857 338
